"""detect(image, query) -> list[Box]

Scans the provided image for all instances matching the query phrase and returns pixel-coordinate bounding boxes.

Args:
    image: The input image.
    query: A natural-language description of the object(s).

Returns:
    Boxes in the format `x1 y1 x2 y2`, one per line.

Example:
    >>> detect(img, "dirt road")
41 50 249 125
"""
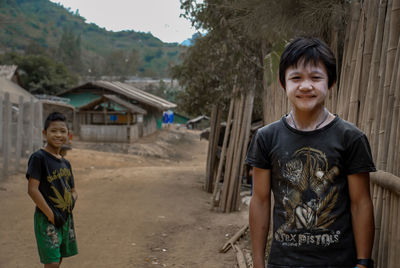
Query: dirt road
0 128 248 268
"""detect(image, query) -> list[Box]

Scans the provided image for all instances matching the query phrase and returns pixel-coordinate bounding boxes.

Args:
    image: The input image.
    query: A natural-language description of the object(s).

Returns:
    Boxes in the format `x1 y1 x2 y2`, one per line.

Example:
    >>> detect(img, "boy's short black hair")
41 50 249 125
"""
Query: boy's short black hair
44 112 67 130
279 37 337 89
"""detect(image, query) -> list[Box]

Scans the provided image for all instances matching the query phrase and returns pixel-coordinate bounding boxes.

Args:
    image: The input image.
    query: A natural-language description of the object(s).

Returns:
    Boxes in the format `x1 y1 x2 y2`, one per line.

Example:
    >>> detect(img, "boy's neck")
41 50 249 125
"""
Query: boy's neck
289 107 332 131
43 145 62 159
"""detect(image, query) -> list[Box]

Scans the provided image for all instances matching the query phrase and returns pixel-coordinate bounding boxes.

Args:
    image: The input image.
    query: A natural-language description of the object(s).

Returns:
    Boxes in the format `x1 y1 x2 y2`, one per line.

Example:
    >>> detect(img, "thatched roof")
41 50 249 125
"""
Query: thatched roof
79 94 147 114
59 81 176 111
0 65 17 80
0 77 36 104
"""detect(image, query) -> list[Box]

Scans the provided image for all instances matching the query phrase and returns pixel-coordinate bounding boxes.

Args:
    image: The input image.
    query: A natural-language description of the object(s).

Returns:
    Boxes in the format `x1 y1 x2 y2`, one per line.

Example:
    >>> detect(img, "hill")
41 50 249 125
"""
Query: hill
0 0 185 78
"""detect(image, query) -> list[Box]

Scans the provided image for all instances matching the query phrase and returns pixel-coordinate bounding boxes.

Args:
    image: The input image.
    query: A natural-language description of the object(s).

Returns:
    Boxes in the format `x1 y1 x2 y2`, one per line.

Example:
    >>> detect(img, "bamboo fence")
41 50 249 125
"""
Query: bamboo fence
0 92 43 180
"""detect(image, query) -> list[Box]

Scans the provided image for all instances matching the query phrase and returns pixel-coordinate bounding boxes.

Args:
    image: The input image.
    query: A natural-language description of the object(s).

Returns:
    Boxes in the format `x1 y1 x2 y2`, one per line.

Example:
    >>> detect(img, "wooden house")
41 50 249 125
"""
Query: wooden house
58 81 176 142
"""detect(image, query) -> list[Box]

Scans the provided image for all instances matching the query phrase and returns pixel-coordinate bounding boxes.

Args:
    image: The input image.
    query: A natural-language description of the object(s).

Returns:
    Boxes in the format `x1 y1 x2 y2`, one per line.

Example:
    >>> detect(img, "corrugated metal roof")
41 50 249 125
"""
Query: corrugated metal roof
0 65 17 80
59 81 176 111
187 115 210 124
79 94 147 114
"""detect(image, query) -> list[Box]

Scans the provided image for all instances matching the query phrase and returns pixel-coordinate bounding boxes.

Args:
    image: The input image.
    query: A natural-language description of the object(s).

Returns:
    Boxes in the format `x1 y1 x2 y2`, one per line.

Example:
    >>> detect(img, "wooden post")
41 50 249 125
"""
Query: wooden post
35 101 43 150
28 98 34 154
0 94 3 153
2 93 11 179
15 96 24 172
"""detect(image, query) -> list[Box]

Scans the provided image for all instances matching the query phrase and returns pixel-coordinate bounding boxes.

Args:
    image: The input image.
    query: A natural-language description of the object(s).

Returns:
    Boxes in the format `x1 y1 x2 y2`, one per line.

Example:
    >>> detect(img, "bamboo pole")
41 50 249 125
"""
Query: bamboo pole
358 0 379 119
233 245 247 268
361 0 388 136
376 0 400 170
377 188 390 267
348 5 365 125
387 194 397 267
386 36 400 174
371 0 392 162
371 185 382 261
338 1 361 120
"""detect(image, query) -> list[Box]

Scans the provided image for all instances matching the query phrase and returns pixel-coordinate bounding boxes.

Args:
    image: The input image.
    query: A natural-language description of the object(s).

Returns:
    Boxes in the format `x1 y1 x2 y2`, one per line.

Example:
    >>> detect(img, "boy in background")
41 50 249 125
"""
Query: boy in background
246 37 375 268
27 112 78 267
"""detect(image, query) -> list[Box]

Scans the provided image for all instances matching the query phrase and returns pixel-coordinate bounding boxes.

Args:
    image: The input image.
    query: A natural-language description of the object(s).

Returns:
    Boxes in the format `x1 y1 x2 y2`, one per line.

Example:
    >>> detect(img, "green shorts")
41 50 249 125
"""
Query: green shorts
34 209 78 264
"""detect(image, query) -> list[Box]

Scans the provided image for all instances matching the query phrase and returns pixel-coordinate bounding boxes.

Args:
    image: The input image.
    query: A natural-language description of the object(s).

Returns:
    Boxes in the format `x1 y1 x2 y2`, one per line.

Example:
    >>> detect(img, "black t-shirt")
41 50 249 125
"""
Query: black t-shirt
245 115 376 268
26 149 75 221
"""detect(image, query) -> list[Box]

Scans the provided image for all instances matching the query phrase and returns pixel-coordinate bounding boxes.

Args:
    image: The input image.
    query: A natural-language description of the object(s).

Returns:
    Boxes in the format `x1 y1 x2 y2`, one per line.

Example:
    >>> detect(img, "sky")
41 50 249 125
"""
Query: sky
50 0 198 43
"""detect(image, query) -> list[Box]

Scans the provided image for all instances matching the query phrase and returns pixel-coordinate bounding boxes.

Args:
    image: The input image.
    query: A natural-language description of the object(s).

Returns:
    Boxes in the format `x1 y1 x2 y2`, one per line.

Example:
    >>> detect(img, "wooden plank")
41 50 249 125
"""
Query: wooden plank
15 96 24 172
235 87 255 210
205 105 218 192
209 105 222 192
212 92 235 207
220 93 243 211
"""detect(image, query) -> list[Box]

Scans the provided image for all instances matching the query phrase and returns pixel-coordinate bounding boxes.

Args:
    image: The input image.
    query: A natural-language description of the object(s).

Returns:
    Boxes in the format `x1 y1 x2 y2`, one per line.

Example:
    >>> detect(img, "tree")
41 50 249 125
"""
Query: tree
0 52 78 95
173 0 347 117
57 27 82 72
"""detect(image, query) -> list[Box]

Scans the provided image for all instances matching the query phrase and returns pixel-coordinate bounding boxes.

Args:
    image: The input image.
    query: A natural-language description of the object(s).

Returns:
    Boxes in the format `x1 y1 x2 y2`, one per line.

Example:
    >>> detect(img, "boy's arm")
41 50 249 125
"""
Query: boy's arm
27 178 55 224
249 167 271 268
348 172 375 268
71 188 78 201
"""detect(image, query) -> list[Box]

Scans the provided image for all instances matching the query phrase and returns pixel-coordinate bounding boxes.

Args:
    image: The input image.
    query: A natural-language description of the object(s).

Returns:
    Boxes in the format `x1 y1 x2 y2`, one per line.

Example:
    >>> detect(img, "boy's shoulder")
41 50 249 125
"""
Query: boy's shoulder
29 149 46 160
257 118 283 136
334 116 366 141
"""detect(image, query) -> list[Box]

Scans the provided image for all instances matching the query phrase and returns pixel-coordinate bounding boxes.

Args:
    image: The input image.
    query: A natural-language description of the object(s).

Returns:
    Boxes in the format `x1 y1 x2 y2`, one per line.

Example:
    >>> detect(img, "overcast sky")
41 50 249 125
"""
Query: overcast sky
50 0 198 43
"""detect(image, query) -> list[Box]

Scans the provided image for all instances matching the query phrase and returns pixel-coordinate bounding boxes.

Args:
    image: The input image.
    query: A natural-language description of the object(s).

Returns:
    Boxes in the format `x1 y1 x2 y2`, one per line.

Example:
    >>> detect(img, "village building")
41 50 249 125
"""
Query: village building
186 115 210 130
57 81 176 142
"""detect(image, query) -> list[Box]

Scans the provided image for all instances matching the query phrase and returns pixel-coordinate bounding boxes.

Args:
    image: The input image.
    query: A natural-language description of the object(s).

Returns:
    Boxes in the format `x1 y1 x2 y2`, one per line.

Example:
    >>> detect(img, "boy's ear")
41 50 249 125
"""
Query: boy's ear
42 129 46 136
279 80 286 91
328 81 337 90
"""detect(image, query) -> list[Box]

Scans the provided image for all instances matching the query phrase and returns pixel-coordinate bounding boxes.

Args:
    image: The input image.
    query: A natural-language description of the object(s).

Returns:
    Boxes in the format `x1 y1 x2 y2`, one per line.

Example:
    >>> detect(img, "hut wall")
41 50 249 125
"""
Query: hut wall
80 125 128 142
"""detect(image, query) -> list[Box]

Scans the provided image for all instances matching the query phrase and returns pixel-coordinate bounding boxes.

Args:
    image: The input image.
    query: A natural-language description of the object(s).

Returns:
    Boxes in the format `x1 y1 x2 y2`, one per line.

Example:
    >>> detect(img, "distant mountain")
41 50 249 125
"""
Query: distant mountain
0 0 186 78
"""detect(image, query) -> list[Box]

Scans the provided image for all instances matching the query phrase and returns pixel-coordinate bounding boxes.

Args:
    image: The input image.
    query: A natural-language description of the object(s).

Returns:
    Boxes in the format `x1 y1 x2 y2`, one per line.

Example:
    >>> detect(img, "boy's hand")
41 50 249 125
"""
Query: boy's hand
71 195 76 210
52 210 66 228
47 212 55 225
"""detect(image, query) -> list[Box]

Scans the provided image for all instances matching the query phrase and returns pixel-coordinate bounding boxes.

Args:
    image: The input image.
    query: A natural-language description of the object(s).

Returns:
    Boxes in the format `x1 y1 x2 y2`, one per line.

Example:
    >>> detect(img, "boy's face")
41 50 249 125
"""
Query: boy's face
43 121 68 150
284 59 330 113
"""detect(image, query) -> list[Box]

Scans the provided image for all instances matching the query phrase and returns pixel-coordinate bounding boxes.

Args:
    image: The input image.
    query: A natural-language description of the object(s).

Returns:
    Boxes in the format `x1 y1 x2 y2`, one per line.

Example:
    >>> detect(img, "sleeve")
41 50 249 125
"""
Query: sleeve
26 153 42 181
245 129 271 169
344 134 377 175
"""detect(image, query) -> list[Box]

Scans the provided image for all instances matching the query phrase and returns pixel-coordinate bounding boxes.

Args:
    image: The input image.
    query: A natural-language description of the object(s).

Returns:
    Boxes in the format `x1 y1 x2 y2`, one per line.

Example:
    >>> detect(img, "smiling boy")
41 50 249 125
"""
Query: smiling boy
246 37 375 268
26 112 78 267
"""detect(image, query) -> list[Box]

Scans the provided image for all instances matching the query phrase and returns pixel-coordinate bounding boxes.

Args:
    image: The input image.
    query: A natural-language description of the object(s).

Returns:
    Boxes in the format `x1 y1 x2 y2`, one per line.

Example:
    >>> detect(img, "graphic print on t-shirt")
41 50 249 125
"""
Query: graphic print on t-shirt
47 167 74 214
275 146 341 247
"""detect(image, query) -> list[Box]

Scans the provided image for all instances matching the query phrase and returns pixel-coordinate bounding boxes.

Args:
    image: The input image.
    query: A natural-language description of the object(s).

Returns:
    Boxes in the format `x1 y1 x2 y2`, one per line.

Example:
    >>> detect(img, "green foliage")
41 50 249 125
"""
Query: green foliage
0 0 185 78
0 52 78 95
